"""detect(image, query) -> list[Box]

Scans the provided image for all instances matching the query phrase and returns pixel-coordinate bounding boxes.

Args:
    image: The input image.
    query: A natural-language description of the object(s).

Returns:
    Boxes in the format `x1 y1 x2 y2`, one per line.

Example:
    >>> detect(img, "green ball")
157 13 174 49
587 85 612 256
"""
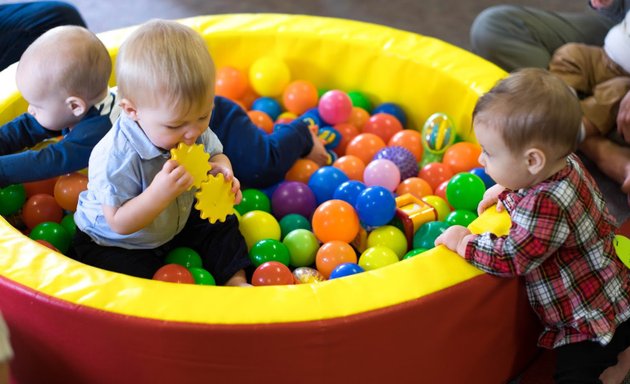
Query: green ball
29 221 71 254
317 88 329 99
279 214 311 239
282 229 319 267
445 210 478 228
189 267 216 285
249 238 290 267
165 247 202 268
0 184 26 216
234 189 271 215
403 248 428 260
413 221 449 250
60 214 77 237
347 90 372 112
445 172 486 212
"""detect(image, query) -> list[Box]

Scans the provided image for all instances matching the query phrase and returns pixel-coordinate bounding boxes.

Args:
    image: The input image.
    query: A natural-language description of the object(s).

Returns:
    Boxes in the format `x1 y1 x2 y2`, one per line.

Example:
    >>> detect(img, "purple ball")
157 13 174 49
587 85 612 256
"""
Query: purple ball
373 146 419 180
271 181 317 220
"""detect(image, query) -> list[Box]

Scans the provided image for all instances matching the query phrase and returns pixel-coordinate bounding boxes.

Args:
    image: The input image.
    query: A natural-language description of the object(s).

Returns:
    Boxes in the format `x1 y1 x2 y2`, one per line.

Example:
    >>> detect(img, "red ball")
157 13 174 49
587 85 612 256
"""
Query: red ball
332 123 360 157
22 194 63 230
54 172 88 211
252 261 294 286
362 113 403 143
418 162 454 192
23 177 58 198
153 264 195 284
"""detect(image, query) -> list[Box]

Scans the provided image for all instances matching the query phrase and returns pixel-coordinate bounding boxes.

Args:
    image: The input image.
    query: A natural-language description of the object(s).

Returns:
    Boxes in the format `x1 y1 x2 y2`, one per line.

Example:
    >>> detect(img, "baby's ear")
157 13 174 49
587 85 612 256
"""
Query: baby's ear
66 96 87 117
525 147 546 175
119 98 138 120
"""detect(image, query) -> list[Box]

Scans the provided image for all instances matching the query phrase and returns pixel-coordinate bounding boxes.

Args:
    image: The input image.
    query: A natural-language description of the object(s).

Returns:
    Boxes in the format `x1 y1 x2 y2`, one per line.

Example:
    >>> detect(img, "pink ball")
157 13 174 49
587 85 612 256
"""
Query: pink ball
318 90 352 125
363 159 401 192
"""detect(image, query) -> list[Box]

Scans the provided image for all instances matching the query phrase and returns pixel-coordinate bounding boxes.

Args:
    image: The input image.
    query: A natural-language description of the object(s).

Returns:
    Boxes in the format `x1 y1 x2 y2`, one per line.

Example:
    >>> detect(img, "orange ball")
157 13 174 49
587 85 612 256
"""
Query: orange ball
333 155 365 181
396 177 433 199
347 107 370 130
238 84 259 110
362 113 403 143
282 80 319 115
285 159 320 184
23 177 58 198
388 129 423 162
345 133 386 165
311 199 360 243
22 193 63 230
215 66 248 101
153 264 195 284
442 142 483 174
247 110 274 134
54 172 88 211
315 240 357 279
332 123 360 157
418 162 454 191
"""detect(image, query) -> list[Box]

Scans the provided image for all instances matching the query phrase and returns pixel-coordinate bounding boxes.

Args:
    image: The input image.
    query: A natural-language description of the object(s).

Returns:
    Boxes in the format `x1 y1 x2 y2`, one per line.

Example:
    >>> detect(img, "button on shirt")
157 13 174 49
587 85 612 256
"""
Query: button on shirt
74 113 223 249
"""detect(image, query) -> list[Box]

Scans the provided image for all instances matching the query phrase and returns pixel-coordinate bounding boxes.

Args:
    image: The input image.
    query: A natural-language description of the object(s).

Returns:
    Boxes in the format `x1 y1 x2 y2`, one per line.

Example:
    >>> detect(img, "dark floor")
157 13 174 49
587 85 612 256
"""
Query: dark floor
6 0 627 223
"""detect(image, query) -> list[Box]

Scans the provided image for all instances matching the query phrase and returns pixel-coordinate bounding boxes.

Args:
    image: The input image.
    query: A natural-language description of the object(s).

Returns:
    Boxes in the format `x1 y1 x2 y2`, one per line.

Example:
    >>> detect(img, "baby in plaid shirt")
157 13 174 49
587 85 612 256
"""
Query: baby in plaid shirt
436 68 630 383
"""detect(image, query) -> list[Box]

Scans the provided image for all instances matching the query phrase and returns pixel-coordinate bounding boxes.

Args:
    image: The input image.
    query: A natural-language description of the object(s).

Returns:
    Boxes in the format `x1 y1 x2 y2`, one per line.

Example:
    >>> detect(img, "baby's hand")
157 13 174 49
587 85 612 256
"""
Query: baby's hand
434 225 473 256
590 0 614 9
477 183 506 215
305 129 330 166
151 160 193 201
209 163 243 204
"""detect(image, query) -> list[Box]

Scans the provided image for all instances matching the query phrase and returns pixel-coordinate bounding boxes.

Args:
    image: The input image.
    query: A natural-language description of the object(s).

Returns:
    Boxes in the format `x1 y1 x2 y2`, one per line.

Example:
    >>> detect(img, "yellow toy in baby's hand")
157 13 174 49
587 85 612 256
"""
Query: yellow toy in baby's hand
170 143 211 189
614 235 630 269
195 173 236 224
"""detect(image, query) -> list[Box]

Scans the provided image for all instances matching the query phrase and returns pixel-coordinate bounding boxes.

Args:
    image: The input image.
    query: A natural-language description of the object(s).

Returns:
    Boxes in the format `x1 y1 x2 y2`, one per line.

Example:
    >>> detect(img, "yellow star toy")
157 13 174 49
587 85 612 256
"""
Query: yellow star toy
195 173 236 224
170 143 211 189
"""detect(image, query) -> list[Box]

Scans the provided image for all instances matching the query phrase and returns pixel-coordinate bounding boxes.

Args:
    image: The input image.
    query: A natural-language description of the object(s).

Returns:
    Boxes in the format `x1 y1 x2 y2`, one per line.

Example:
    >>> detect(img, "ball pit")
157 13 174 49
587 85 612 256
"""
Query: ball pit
0 14 541 384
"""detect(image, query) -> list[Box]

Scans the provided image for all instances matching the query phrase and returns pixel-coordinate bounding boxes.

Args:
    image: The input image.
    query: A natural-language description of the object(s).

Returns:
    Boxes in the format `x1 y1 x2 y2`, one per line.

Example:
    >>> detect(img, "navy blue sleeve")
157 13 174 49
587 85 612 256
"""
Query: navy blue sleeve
210 96 314 189
0 111 111 187
0 113 56 155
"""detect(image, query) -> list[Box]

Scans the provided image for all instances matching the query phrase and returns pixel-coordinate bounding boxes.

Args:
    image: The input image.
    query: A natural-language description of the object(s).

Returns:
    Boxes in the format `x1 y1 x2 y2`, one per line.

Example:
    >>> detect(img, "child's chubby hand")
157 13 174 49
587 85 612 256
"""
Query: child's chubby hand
305 129 329 166
434 225 474 257
477 183 506 215
209 162 243 205
151 159 194 200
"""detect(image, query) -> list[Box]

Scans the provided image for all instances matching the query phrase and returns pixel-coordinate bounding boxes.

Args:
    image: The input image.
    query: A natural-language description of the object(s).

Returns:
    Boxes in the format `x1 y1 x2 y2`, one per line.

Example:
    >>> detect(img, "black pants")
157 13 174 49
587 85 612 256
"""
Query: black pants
71 213 252 286
554 319 630 383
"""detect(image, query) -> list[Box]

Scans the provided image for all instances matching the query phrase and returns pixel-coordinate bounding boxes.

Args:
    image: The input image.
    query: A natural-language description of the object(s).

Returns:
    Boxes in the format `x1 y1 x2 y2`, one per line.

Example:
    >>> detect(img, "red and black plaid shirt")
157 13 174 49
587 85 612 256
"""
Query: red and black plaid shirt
465 154 630 349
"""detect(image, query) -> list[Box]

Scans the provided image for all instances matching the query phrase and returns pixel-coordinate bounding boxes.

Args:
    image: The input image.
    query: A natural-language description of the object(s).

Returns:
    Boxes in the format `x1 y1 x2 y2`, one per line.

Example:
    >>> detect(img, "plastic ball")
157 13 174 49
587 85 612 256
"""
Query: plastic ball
314 241 356 278
470 167 496 189
347 107 370 130
275 111 297 125
22 194 63 230
251 97 283 121
358 245 399 271
235 188 271 215
445 172 486 212
333 155 365 181
282 229 319 267
249 57 291 97
347 90 372 112
422 195 451 222
331 123 360 157
333 180 366 207
271 181 317 220
292 267 326 284
247 110 274 134
153 264 195 284
29 221 71 254
362 113 403 143
307 166 349 205
311 199 360 243
35 239 59 252
215 66 248 100
434 180 449 202
363 159 401 192
354 186 396 227
396 177 433 199
282 80 319 115
239 210 281 250
413 221 449 250
249 238 291 267
279 213 311 239
402 248 428 260
388 129 423 162
345 133 386 165
418 162 454 191
318 90 353 125
366 225 408 259
285 159 320 184
252 261 294 286
165 247 202 269
238 84 260 110
189 267 216 285
442 142 482 174
373 146 419 180
53 172 88 212
60 213 76 237
23 177 57 199
421 112 456 154
329 262 364 279
445 210 478 227
372 102 407 127
0 184 26 216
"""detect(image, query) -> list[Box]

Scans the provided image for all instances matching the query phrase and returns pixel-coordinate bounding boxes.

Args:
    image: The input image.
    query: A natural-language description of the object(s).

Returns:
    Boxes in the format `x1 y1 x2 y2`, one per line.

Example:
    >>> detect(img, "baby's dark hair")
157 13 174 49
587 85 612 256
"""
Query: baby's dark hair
473 68 582 155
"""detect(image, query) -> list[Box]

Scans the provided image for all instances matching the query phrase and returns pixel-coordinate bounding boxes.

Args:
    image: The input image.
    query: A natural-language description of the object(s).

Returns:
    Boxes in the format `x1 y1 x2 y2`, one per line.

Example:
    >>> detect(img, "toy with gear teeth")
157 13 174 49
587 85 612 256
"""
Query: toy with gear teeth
170 142 236 224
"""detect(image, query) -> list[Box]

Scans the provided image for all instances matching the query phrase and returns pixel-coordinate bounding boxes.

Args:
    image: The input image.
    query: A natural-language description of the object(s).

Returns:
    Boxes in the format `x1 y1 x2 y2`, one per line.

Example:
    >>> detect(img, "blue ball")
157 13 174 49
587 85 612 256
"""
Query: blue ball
354 186 396 227
470 167 496 189
329 262 365 279
333 180 367 206
251 97 283 121
307 166 349 205
373 146 419 180
372 102 407 127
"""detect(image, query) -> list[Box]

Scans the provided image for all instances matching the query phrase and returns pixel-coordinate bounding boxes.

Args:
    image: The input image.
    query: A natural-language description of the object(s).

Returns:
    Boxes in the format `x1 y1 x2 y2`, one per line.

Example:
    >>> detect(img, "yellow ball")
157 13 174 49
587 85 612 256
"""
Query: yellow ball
249 56 291 96
422 195 451 222
366 225 408 260
358 245 399 271
239 210 281 250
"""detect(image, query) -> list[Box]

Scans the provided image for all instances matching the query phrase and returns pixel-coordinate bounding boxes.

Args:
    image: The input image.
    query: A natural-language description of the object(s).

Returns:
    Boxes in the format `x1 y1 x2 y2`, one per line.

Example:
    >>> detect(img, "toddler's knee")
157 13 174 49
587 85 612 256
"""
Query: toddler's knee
471 5 521 53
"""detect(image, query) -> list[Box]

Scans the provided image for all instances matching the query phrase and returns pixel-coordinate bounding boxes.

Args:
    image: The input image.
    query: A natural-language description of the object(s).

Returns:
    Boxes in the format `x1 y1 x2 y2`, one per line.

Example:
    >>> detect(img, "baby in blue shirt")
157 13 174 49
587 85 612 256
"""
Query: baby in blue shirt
72 19 251 286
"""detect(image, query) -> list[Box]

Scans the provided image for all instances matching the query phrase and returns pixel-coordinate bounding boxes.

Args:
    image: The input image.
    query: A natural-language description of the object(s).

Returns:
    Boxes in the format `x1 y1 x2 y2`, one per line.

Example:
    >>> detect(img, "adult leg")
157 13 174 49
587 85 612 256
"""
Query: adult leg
0 2 86 71
470 5 614 71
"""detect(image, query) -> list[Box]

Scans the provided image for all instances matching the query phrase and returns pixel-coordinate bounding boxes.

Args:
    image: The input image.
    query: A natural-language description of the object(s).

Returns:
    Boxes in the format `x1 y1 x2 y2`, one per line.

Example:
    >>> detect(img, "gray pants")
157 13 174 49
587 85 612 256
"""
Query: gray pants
470 5 615 71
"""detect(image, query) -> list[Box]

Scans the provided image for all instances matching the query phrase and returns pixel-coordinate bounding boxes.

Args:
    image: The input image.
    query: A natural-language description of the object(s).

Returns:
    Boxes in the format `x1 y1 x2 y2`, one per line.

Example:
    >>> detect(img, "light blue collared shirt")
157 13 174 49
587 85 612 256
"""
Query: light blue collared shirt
74 113 223 249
